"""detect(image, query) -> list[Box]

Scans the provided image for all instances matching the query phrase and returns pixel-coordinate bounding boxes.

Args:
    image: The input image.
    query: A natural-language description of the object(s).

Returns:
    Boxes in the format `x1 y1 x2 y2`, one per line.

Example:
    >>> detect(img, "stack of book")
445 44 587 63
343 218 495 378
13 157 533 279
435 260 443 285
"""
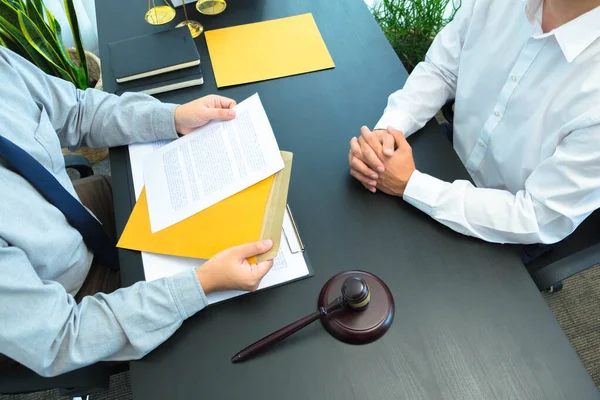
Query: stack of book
108 28 203 95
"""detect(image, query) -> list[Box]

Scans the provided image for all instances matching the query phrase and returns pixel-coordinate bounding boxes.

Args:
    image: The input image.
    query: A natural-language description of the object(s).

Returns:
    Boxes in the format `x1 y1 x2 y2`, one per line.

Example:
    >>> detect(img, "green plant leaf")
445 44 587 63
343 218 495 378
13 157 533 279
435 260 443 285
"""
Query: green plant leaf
0 0 22 30
44 5 62 36
63 0 88 89
0 14 64 78
24 0 54 41
21 0 74 75
372 0 460 73
43 5 80 76
0 0 89 88
13 11 77 83
17 10 69 69
5 0 24 12
0 25 22 52
29 0 44 13
0 25 20 49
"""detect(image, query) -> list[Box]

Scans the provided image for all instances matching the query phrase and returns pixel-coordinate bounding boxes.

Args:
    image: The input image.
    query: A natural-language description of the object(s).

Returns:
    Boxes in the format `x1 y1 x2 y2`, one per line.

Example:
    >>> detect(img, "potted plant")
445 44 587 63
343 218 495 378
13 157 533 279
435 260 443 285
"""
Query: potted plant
0 0 108 162
372 0 461 73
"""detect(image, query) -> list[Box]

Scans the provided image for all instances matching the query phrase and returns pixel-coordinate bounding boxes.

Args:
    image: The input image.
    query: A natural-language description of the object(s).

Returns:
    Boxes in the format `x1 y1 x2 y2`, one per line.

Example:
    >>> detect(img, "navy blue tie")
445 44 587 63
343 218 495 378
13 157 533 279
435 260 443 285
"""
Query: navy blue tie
0 135 119 269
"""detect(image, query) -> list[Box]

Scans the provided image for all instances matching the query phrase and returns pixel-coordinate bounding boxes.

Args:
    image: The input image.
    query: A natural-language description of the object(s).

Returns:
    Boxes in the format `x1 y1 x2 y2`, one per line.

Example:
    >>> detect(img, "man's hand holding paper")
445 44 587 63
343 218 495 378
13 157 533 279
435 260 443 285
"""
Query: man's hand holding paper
144 93 284 233
174 94 237 135
196 240 275 293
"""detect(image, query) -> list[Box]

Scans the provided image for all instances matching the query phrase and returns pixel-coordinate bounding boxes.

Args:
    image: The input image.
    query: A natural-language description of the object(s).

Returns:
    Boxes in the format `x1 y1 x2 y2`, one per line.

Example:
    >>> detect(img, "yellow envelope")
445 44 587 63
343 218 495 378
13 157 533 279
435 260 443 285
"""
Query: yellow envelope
257 152 293 262
205 13 335 87
117 152 293 262
117 176 274 260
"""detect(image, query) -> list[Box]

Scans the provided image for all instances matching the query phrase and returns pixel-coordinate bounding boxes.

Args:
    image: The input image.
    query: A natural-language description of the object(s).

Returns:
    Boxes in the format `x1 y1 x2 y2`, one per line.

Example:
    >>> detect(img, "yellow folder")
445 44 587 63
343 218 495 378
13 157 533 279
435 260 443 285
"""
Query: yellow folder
205 13 335 88
117 152 293 262
257 152 293 262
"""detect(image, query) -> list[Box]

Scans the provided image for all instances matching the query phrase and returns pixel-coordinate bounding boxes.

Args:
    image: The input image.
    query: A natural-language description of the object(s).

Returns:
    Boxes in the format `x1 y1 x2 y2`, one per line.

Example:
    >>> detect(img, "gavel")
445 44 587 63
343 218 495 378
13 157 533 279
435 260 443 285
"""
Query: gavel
231 276 371 363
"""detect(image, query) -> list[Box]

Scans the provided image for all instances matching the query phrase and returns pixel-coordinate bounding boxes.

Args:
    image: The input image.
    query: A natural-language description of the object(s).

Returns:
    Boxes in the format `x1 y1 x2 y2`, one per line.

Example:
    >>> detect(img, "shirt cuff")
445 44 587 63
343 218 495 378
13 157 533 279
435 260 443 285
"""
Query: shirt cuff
402 170 447 217
374 111 416 137
151 103 179 141
166 268 208 320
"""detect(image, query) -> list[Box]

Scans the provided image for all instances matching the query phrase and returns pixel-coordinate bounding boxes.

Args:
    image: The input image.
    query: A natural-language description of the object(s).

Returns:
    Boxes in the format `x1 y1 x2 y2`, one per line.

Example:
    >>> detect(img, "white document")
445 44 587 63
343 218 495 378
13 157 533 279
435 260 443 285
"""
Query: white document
129 139 173 200
141 211 310 305
143 93 284 233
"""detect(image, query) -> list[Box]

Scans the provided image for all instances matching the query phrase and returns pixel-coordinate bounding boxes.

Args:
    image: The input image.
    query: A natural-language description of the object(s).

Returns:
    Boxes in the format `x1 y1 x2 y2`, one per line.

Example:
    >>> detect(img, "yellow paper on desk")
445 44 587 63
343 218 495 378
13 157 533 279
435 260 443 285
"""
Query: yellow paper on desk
117 152 293 262
205 13 335 87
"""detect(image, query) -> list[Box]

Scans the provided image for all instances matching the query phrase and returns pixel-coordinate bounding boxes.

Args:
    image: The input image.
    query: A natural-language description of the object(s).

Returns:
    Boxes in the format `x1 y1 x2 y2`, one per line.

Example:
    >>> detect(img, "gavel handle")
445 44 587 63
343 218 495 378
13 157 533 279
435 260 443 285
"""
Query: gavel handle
231 297 344 363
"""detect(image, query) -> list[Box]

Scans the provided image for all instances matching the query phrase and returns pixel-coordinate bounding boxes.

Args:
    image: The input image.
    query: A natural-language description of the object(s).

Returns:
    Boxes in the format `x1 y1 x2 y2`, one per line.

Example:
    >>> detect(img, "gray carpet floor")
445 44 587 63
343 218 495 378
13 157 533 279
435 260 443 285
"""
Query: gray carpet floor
3 157 599 398
542 264 600 386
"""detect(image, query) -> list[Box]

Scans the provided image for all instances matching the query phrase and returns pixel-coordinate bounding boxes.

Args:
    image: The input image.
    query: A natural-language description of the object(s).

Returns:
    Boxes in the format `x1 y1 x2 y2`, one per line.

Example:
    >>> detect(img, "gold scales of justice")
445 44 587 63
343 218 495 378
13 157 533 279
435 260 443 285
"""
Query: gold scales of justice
145 0 227 38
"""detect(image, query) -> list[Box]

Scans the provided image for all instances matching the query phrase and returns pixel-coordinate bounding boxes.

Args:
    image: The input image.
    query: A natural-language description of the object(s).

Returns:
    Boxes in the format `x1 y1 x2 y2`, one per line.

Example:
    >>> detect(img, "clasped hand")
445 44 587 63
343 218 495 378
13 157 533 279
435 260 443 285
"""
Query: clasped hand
348 126 416 196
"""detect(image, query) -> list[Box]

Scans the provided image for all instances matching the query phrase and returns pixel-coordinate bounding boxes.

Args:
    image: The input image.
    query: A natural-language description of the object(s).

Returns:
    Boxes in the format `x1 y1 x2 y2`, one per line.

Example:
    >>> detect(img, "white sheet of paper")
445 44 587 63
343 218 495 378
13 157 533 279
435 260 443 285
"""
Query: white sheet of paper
143 93 284 233
140 212 309 305
129 139 173 200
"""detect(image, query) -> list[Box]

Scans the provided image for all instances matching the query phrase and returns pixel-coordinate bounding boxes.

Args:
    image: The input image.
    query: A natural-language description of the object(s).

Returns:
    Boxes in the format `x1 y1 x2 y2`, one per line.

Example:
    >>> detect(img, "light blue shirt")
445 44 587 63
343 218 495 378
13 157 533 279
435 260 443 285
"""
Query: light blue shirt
0 47 208 377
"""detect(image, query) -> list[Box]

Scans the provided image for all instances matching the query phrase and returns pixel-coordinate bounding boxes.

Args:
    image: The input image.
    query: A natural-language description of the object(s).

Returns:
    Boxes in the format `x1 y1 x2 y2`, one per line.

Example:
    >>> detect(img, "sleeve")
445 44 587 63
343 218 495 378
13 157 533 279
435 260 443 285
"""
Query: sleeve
0 239 208 377
402 123 600 244
374 0 475 136
2 47 179 149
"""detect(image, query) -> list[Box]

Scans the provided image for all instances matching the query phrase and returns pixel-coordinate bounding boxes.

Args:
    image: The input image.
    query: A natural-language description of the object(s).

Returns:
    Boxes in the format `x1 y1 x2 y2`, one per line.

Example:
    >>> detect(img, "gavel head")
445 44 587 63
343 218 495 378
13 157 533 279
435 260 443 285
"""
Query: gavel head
341 276 370 311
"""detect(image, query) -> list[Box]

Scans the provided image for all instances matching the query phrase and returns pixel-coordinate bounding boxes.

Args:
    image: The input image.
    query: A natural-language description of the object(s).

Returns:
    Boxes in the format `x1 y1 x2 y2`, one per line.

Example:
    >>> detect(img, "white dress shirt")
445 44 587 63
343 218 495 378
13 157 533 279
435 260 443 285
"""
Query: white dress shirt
375 0 600 244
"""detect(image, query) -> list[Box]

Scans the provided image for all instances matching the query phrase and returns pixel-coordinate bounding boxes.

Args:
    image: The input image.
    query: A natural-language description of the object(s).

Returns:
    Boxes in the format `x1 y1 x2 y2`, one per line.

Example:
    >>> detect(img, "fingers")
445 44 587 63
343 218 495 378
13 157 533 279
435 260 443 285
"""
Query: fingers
246 259 274 291
387 126 410 150
199 107 236 122
233 240 273 259
359 128 384 172
350 137 365 161
255 259 274 278
350 169 377 193
363 183 376 193
350 153 378 180
350 138 377 177
358 136 384 172
382 132 395 156
349 150 375 192
361 126 384 156
206 94 237 109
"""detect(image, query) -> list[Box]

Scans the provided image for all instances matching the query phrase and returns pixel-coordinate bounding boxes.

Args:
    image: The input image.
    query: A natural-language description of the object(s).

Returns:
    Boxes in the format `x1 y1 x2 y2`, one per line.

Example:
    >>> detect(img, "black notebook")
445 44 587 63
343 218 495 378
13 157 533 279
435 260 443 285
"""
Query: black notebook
108 28 200 83
115 66 204 96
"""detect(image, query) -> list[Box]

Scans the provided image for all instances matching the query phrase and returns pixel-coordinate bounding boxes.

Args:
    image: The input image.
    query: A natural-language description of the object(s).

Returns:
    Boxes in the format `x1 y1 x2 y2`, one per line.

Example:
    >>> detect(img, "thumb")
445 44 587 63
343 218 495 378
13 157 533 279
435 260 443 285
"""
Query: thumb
199 107 236 121
232 240 273 260
387 126 409 149
255 259 274 277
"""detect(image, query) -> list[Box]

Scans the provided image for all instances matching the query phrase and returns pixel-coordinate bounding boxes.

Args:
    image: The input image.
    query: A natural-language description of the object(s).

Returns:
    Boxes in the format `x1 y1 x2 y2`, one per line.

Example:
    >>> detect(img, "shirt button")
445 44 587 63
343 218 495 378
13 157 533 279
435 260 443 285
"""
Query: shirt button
511 75 517 82
494 111 501 117
478 140 484 147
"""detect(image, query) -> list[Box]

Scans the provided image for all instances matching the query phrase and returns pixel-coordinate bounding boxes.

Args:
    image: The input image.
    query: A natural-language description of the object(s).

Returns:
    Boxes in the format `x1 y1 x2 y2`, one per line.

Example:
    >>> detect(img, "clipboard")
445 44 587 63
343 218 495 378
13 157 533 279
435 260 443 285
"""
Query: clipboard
281 204 314 274
262 204 315 287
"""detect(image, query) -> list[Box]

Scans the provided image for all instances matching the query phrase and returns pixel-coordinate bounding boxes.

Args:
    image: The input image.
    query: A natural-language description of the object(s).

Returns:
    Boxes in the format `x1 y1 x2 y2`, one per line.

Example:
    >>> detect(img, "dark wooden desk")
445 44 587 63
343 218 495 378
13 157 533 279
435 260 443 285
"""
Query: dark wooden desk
97 0 599 398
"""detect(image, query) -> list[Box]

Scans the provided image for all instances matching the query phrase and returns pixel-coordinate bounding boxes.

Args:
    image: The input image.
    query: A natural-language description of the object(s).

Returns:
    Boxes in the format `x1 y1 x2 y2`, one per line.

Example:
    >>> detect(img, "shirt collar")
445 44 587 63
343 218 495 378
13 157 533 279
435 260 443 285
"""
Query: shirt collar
525 0 600 63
